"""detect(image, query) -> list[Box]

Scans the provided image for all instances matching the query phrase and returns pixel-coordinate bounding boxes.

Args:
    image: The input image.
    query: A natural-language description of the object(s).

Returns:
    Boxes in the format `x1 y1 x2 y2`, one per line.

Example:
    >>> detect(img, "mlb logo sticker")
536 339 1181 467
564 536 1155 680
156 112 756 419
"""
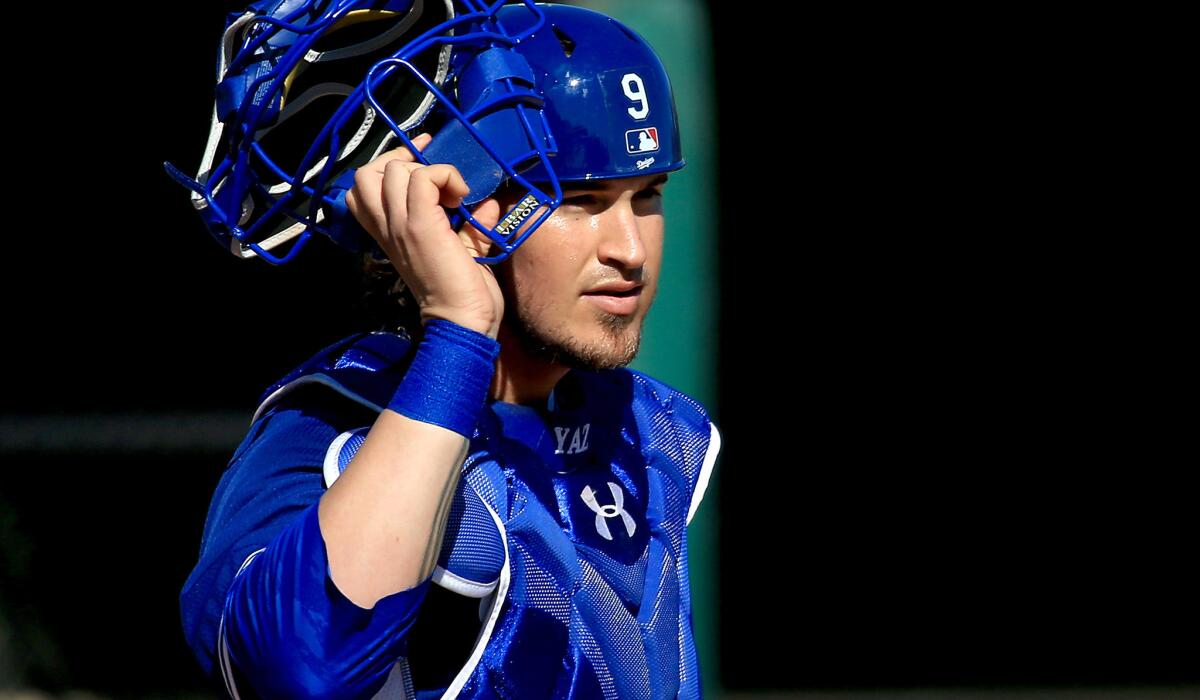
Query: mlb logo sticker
625 127 660 154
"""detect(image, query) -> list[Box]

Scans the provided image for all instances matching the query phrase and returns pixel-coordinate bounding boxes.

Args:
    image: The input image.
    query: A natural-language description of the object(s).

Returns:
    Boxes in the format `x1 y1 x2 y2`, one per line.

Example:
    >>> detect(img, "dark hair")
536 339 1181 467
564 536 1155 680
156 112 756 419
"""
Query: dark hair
358 252 423 339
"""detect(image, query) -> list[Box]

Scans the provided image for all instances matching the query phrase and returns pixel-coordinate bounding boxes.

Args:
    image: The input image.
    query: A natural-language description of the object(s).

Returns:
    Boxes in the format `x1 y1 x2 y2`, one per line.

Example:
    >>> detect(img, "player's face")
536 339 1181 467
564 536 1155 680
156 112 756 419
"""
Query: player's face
496 172 668 371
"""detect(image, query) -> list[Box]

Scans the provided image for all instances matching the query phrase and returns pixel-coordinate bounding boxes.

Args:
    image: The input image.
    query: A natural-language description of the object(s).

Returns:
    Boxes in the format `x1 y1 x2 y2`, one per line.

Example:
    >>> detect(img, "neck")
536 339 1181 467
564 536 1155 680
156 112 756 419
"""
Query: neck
489 324 570 406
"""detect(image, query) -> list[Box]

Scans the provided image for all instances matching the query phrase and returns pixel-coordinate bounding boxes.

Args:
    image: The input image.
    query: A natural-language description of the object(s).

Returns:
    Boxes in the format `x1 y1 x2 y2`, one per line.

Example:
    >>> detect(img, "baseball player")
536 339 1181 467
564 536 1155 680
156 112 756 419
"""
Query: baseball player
177 3 720 698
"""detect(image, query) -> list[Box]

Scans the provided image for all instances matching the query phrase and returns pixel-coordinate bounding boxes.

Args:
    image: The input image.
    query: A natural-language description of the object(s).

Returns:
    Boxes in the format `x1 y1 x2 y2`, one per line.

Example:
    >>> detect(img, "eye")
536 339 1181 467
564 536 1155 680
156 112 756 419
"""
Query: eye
637 188 663 200
562 194 595 206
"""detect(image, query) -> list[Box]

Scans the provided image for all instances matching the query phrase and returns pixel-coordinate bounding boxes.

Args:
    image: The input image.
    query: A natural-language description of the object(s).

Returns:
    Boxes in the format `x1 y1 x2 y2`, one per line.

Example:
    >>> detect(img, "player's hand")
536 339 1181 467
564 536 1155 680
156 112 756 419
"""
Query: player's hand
345 133 504 339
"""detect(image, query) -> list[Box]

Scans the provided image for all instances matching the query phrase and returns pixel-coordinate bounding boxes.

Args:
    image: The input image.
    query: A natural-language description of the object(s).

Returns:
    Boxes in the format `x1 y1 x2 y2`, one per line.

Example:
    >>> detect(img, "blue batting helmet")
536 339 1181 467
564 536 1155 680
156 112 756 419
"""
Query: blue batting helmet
493 3 685 185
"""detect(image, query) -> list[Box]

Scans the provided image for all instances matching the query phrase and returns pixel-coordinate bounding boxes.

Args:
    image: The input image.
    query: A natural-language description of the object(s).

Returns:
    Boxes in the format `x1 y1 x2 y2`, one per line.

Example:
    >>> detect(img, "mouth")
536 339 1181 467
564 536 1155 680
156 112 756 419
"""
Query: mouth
583 287 641 297
583 280 643 296
582 287 642 315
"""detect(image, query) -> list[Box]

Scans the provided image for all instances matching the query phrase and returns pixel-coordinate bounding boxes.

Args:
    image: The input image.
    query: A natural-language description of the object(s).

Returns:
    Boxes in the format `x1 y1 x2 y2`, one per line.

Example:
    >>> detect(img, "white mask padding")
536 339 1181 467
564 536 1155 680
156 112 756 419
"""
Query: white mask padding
304 0 427 64
190 11 259 210
201 0 459 258
255 0 455 188
229 208 322 259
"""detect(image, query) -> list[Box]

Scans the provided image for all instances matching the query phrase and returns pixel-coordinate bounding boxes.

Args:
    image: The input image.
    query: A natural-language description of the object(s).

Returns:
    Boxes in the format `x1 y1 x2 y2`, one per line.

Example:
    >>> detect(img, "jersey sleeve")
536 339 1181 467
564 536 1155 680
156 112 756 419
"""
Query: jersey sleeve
179 391 433 699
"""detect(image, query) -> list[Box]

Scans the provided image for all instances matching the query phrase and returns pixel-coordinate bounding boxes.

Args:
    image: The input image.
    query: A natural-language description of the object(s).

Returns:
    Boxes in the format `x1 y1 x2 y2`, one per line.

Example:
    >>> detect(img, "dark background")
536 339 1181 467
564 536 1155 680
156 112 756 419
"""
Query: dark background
1 1 1193 696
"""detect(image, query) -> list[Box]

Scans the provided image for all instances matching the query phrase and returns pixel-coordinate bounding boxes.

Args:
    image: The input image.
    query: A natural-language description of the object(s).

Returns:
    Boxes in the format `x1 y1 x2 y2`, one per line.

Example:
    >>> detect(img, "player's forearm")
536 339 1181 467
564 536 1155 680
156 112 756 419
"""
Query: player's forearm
318 318 499 610
318 410 470 608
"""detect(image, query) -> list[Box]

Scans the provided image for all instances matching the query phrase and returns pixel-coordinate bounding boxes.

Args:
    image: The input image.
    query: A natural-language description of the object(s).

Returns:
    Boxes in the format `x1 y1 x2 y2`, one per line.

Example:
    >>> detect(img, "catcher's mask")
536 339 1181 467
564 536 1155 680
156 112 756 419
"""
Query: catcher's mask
163 0 562 265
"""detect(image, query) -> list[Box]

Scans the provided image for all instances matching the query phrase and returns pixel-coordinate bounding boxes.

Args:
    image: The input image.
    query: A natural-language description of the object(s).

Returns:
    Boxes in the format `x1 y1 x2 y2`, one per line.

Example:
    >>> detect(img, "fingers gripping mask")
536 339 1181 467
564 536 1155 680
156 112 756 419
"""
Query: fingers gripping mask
162 0 562 265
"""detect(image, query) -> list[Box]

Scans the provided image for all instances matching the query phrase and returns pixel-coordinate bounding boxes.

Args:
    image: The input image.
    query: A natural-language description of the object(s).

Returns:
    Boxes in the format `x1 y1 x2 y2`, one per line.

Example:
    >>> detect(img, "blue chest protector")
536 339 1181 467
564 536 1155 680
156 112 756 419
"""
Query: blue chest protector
242 330 719 699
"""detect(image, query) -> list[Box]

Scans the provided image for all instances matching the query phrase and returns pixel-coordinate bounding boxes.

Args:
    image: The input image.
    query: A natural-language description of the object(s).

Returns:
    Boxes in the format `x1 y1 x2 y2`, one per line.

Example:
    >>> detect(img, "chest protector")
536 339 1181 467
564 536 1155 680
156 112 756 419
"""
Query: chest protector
253 330 719 699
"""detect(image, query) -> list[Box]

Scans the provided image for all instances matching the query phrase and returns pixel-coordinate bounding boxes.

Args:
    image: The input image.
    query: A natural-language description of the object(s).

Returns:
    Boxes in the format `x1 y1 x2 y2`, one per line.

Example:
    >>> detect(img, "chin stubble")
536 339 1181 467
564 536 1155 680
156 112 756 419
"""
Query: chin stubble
509 305 643 371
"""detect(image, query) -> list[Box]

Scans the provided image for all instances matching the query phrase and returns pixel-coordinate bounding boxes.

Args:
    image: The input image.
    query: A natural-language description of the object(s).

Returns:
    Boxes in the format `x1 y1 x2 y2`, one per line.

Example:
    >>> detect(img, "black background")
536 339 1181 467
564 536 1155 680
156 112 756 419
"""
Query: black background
0 1 1192 695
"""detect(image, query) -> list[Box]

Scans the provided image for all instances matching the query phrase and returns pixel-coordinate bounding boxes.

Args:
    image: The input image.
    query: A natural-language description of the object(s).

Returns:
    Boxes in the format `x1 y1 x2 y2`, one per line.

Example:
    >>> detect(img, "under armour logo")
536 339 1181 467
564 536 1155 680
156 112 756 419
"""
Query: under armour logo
580 482 637 541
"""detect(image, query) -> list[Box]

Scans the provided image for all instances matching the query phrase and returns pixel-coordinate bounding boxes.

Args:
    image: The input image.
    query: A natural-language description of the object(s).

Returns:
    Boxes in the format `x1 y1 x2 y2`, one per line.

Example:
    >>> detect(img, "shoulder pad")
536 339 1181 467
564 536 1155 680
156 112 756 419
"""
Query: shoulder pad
251 330 415 424
623 368 722 526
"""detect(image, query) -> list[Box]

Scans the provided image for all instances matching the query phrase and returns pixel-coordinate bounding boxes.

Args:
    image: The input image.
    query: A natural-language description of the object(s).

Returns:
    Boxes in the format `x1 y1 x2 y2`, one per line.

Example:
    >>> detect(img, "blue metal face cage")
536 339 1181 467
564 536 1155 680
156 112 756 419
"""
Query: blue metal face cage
162 0 564 265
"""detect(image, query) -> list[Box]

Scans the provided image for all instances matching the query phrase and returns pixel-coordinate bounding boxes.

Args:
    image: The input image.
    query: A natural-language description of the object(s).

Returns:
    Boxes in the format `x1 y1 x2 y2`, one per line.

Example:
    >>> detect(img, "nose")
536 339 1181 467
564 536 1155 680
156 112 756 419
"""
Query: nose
596 199 647 271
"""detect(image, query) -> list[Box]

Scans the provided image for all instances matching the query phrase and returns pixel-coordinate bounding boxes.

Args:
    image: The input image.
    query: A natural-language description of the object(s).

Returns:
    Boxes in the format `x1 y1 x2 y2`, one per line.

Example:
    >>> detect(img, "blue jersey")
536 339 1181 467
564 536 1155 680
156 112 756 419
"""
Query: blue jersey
180 330 721 699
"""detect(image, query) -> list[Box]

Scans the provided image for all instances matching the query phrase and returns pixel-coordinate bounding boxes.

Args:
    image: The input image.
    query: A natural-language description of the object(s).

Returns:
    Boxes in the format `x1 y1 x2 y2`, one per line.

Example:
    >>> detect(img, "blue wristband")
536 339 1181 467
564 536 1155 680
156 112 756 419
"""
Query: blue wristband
387 319 500 438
